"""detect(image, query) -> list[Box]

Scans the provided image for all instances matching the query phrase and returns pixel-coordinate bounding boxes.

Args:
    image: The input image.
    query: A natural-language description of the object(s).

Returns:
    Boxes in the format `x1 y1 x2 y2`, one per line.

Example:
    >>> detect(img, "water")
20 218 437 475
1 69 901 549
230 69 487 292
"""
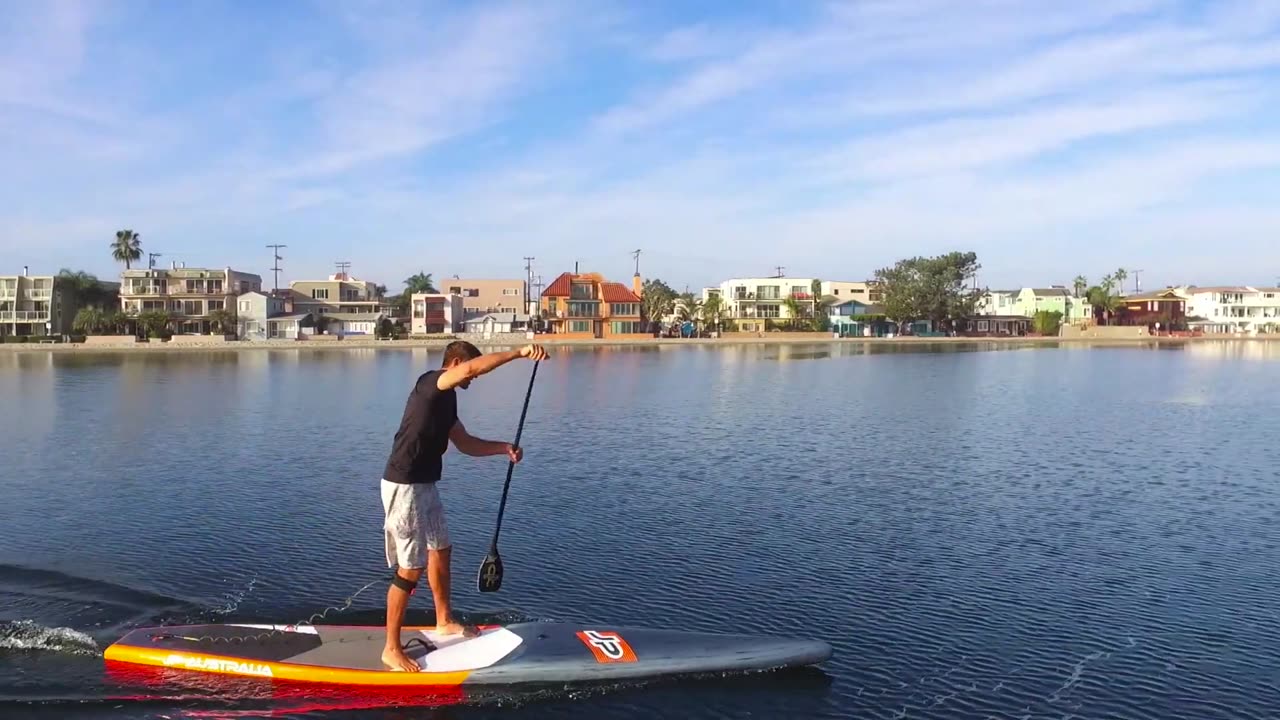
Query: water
2 342 1279 719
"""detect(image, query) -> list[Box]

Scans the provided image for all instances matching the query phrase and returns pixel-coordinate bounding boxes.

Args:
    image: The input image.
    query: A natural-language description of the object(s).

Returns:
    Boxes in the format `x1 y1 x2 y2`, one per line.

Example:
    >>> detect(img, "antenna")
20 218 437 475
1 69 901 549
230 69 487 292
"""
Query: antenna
631 249 641 276
774 266 785 278
1130 269 1143 294
148 252 162 270
334 261 351 280
267 244 286 292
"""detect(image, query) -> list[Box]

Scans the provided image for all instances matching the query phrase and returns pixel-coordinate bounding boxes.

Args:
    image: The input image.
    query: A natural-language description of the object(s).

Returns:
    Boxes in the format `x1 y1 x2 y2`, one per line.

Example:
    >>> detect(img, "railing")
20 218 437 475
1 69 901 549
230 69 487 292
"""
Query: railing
125 286 168 295
23 291 52 300
0 310 50 322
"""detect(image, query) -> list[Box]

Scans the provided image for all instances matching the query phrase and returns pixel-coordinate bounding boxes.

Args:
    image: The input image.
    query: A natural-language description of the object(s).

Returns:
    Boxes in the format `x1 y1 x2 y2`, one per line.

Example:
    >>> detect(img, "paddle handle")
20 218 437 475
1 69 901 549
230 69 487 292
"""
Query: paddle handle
489 359 539 549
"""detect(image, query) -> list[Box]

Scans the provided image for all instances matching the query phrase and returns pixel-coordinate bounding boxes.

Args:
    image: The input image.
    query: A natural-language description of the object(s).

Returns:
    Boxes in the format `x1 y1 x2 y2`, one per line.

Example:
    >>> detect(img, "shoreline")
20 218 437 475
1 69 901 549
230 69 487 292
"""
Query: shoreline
2 334 1279 353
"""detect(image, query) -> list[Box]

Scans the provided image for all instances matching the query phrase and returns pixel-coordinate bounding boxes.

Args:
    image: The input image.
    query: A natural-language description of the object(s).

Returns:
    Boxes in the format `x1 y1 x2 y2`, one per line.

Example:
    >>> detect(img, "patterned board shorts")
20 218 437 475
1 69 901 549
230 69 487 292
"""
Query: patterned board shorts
380 479 451 569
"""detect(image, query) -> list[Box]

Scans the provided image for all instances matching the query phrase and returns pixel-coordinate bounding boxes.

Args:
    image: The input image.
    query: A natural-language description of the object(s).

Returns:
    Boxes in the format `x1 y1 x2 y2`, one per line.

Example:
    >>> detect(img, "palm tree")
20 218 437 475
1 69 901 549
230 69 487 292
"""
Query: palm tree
1073 275 1088 298
403 272 436 294
207 308 236 335
1086 283 1122 325
702 294 725 333
676 292 701 334
1114 268 1129 295
111 230 142 270
782 296 804 330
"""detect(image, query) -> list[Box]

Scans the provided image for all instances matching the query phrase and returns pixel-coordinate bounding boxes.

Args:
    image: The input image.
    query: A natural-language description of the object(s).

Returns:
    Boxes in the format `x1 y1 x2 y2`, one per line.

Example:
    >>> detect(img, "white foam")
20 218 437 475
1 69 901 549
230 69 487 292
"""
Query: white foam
0 620 99 655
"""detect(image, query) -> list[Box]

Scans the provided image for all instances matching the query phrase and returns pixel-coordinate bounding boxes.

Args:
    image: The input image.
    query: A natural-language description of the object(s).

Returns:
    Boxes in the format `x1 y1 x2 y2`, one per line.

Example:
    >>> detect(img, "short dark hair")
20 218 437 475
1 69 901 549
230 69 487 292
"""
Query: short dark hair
441 340 482 366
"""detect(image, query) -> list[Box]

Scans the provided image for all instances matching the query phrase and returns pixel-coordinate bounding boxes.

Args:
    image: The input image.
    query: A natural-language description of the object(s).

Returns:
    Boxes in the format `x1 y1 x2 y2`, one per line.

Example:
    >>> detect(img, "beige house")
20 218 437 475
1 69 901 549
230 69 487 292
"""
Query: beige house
441 278 525 321
120 264 261 334
282 273 392 318
819 280 884 304
1 271 64 338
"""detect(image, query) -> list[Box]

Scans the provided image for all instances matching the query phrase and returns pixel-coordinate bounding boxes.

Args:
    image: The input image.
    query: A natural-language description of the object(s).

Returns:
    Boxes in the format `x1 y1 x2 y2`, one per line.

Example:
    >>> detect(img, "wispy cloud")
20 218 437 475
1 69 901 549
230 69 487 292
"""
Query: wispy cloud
2 0 1279 290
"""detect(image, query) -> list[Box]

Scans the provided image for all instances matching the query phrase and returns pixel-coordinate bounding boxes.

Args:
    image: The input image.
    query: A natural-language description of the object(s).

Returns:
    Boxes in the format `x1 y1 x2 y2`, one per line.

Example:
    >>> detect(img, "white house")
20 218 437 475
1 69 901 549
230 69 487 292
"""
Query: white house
236 291 286 341
462 312 530 336
974 290 1020 316
1177 286 1280 334
708 276 818 332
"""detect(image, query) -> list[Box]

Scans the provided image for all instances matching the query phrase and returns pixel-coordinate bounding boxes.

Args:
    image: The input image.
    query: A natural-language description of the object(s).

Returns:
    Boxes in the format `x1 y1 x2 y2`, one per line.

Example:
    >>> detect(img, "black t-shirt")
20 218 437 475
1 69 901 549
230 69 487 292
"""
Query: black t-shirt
382 370 457 484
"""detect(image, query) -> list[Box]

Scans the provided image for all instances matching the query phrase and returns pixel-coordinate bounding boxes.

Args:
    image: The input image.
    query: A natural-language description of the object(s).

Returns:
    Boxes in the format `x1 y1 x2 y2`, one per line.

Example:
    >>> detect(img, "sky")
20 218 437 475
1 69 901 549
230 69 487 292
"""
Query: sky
3 0 1280 294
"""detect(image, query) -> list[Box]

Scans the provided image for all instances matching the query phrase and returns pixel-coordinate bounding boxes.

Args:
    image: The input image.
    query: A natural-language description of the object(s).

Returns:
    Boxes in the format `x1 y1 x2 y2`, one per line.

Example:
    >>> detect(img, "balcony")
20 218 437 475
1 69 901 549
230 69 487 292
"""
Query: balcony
125 286 168 296
23 290 53 301
0 310 50 322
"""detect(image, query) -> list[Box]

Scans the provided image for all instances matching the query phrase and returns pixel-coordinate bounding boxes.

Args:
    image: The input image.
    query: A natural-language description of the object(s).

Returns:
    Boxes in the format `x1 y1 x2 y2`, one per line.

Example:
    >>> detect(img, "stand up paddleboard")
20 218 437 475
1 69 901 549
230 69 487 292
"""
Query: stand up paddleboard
103 621 832 686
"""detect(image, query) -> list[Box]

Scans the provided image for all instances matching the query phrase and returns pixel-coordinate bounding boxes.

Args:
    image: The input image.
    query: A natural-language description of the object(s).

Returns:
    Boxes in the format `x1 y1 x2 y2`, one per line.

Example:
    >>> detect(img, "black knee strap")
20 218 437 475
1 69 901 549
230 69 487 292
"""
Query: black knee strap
391 574 417 593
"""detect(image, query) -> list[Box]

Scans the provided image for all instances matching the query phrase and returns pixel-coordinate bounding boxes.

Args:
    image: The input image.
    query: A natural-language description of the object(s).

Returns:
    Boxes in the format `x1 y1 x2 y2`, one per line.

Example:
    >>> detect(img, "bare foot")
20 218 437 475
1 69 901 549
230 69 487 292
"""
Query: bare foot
434 620 479 637
381 645 420 672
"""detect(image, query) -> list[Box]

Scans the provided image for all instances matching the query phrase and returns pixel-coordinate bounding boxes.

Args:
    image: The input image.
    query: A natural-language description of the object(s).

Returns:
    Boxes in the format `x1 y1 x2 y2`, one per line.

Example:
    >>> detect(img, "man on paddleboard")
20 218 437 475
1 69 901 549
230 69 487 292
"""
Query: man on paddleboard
379 340 549 672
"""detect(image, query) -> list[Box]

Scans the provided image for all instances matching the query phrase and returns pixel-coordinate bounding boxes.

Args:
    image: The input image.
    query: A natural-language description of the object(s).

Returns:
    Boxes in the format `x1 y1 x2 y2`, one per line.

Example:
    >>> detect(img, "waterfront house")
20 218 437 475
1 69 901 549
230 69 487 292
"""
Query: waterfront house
236 291 285 340
1113 288 1186 329
713 276 821 332
283 272 394 319
957 315 1031 336
0 269 93 338
829 298 893 337
440 278 527 321
120 263 262 335
410 292 464 334
819 280 884 304
540 271 646 339
974 290 1019 316
462 312 531 336
1177 286 1280 335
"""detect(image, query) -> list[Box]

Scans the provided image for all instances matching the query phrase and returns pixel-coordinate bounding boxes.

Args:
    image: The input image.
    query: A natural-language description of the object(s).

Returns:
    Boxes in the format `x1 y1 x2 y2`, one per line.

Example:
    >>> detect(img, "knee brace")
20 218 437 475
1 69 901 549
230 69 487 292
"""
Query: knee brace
391 573 418 594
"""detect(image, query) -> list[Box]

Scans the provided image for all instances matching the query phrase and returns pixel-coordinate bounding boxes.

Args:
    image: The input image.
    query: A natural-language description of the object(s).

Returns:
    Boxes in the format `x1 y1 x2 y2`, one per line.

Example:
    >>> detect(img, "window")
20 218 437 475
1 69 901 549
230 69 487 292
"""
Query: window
208 300 224 312
569 320 591 333
756 285 780 300
611 321 641 334
502 288 519 296
610 303 638 316
240 301 250 312
977 320 989 332
570 283 596 300
758 304 780 318
568 301 599 317
312 288 329 300
183 300 203 316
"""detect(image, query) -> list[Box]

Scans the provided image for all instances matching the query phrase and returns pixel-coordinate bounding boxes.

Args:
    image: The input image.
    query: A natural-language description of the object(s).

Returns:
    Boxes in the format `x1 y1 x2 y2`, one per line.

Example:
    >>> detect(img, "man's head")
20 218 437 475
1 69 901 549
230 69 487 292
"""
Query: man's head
441 340 482 388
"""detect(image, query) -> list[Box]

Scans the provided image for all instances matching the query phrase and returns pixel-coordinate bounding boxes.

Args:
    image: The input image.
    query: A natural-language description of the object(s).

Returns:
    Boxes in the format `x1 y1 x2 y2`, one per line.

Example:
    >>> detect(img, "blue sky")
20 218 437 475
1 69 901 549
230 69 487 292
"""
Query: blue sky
3 0 1280 293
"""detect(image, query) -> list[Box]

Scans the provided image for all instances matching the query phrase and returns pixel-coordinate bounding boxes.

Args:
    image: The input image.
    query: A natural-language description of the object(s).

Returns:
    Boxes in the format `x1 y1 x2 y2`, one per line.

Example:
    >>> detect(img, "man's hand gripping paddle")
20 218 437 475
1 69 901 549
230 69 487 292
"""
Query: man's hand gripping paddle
478 359 539 593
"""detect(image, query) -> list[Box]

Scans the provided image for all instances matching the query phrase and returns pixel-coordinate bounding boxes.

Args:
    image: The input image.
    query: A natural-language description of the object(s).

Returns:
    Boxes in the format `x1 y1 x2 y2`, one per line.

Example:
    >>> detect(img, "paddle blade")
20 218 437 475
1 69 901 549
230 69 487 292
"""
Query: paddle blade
477 549 503 593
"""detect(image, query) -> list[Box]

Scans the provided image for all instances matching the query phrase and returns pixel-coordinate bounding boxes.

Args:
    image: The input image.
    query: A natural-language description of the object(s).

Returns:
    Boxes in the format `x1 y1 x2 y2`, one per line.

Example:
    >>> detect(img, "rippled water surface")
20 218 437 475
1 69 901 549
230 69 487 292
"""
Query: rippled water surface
2 341 1279 719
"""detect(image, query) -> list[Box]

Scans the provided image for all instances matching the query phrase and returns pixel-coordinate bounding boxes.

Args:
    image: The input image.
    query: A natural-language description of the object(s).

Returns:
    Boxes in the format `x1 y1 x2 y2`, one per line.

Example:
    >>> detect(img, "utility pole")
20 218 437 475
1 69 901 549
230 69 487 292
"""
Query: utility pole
532 274 544 326
334 261 351 279
631 249 641 277
1132 269 1143 294
774 266 785 278
523 256 535 317
267 244 286 292
148 252 162 270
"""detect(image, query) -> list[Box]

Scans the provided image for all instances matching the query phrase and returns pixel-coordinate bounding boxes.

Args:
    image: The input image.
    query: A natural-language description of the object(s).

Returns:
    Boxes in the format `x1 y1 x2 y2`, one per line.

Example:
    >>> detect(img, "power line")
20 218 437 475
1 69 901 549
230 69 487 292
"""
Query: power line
266 244 287 292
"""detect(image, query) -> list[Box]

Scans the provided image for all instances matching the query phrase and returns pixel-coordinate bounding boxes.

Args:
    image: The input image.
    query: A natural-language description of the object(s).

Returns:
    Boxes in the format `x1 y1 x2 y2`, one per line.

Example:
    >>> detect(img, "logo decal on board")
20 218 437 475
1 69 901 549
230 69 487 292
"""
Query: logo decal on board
576 630 637 663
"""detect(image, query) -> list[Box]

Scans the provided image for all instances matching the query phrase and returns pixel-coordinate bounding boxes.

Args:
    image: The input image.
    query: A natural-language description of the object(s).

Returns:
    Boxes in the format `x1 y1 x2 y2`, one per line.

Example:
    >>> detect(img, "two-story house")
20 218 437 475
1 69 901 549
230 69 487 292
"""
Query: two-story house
714 277 820 332
1178 286 1280 334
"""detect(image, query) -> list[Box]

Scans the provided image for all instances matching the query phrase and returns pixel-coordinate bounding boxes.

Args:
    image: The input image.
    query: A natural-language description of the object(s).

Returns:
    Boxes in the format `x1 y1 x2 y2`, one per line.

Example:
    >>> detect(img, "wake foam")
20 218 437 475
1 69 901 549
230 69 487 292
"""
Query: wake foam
0 620 99 656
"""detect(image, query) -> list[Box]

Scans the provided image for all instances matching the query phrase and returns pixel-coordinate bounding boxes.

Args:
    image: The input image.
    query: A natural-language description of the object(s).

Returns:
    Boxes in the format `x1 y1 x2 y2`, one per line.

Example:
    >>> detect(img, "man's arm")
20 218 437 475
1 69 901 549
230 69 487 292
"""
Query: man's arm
449 419 521 461
436 345 546 391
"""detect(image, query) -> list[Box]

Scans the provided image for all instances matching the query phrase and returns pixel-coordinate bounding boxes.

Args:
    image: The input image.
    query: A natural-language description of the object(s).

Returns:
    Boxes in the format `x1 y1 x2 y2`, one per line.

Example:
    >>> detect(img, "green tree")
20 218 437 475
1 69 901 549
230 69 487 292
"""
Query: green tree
1113 268 1129 294
72 307 106 335
782 296 804 330
207 308 235 335
376 317 394 338
701 294 725 332
111 230 142 270
1032 310 1063 335
136 310 170 339
874 251 983 332
640 279 676 324
1086 279 1122 325
1073 275 1088 298
676 292 701 331
56 269 111 309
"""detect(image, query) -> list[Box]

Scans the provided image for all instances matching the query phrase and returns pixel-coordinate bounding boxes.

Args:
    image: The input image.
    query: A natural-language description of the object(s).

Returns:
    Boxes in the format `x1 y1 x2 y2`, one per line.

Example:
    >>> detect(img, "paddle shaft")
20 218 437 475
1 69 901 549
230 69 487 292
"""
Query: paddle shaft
488 359 539 550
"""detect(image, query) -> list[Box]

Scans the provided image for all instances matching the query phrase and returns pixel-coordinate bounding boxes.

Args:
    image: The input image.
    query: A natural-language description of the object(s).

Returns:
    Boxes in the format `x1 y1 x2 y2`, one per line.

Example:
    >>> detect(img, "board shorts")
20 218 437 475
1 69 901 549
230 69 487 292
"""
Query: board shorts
380 479 450 569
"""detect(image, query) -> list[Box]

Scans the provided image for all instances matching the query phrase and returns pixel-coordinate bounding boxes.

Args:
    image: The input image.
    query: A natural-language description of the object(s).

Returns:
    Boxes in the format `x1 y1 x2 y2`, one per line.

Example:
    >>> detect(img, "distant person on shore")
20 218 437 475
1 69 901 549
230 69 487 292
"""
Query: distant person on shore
378 340 549 672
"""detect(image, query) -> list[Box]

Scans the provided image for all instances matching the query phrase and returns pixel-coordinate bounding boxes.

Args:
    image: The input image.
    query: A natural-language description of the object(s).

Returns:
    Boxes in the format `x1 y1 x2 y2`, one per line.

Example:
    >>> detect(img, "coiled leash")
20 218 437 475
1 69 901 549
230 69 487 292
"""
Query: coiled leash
147 574 432 653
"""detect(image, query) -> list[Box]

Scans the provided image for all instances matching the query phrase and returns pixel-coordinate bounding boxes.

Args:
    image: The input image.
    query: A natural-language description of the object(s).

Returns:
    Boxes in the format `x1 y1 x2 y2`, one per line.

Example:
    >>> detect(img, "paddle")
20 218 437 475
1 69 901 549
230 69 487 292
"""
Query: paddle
477 359 540 593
